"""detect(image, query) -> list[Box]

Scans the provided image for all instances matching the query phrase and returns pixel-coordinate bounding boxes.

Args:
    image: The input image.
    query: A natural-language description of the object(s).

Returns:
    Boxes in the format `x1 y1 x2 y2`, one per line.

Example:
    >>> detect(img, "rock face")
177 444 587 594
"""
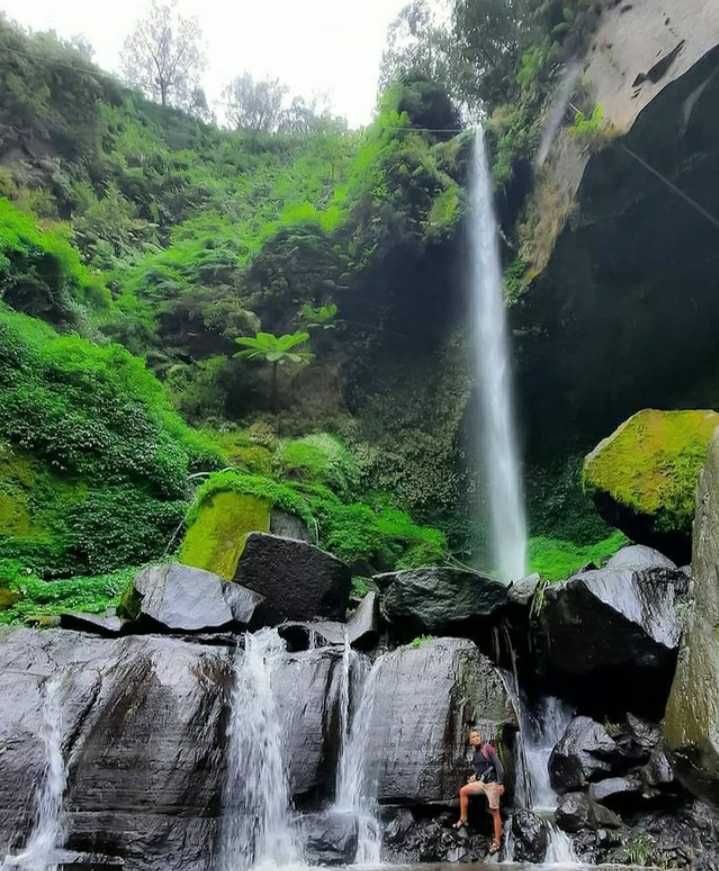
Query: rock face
235 533 351 621
511 811 549 862
363 638 517 804
0 629 231 871
665 431 719 804
126 562 265 632
583 410 719 559
375 568 509 636
549 716 619 792
302 811 358 865
556 792 621 833
535 555 684 709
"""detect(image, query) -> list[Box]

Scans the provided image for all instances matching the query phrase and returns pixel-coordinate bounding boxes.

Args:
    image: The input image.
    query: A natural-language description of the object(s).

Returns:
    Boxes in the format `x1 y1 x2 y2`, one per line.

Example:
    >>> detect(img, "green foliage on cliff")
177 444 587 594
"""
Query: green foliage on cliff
528 531 627 581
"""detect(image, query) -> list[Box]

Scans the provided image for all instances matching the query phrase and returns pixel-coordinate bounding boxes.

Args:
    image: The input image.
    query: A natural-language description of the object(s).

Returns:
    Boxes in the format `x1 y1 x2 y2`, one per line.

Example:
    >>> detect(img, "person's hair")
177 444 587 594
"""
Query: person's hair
469 727 482 737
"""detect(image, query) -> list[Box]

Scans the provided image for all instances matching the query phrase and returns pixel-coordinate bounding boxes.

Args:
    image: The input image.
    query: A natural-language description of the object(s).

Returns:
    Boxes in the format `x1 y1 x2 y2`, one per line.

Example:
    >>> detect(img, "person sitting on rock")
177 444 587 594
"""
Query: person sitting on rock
452 727 505 854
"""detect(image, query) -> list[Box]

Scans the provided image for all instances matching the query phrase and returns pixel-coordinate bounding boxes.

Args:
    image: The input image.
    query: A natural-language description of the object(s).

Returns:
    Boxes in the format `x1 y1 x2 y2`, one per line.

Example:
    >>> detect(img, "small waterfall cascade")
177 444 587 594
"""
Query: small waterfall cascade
334 653 383 864
3 675 66 871
220 628 301 871
469 127 527 583
510 693 578 865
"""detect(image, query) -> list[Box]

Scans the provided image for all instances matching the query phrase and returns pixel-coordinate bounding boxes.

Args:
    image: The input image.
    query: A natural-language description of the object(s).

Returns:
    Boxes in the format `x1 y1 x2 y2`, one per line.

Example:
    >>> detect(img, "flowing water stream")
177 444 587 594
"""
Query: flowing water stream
2 675 66 871
220 628 301 871
469 127 527 583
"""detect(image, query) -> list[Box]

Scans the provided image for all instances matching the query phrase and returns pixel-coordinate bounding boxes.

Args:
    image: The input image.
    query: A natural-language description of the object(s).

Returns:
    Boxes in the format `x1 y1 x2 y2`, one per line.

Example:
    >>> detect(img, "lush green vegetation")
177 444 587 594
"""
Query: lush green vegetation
528 531 628 581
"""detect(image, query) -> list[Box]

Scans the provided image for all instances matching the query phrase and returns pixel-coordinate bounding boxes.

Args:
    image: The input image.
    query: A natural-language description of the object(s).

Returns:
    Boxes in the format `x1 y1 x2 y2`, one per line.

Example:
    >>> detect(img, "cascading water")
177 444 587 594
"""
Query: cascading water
335 654 383 863
3 675 66 871
220 628 301 871
470 127 527 583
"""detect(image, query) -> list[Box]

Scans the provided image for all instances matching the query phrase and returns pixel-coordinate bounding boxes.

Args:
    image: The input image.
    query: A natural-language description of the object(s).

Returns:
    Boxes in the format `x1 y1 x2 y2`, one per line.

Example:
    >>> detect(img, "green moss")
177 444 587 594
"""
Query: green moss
180 491 271 580
0 560 136 625
278 433 359 497
528 531 628 581
583 409 719 535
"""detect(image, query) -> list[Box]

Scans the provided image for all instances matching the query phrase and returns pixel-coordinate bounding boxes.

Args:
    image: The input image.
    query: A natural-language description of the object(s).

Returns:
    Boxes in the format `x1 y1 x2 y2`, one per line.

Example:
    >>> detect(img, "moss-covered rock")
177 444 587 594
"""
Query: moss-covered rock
583 409 719 560
179 491 271 580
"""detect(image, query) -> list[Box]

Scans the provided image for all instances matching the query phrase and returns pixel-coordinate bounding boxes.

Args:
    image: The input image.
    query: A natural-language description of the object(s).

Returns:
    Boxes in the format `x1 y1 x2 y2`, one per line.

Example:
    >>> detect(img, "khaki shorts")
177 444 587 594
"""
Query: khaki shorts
475 781 505 810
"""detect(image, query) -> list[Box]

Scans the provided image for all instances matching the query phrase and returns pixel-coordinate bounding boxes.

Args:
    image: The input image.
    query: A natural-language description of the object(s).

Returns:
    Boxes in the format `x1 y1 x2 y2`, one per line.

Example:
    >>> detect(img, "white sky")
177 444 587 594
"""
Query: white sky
1 0 412 127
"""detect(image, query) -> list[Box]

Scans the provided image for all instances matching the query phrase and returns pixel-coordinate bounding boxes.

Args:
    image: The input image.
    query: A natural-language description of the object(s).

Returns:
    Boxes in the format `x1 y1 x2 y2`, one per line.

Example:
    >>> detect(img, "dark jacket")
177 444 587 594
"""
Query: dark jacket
472 743 504 785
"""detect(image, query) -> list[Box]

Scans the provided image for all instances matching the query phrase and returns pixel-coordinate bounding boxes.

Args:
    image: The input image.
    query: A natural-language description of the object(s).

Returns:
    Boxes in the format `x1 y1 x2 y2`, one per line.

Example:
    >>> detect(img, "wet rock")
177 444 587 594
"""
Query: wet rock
556 792 622 832
536 560 683 680
0 628 231 871
511 811 549 862
235 533 351 621
550 716 619 792
364 638 517 804
508 573 540 607
374 568 509 636
381 810 488 864
348 591 379 649
301 811 358 865
640 747 675 789
60 611 125 637
270 508 311 542
606 545 677 572
55 849 125 868
126 562 265 632
271 647 340 799
589 775 641 803
665 432 719 804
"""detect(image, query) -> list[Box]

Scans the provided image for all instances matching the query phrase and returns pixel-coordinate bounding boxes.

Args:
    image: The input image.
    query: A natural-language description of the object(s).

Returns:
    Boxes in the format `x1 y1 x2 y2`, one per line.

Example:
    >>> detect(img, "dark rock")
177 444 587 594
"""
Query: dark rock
589 775 641 803
381 810 488 864
556 792 622 833
235 533 351 621
348 591 379 649
375 568 509 636
301 811 358 865
55 850 125 869
508 573 541 607
550 716 619 792
363 638 517 804
595 828 623 848
129 562 265 632
626 712 661 751
640 747 675 789
270 508 311 543
0 628 231 871
271 647 340 798
511 811 549 862
665 432 719 804
606 545 677 572
60 611 125 637
536 561 683 678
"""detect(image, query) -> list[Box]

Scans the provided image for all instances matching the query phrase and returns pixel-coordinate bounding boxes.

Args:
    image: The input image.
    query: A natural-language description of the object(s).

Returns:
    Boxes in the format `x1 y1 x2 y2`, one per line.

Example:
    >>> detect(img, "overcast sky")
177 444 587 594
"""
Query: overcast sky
1 0 412 127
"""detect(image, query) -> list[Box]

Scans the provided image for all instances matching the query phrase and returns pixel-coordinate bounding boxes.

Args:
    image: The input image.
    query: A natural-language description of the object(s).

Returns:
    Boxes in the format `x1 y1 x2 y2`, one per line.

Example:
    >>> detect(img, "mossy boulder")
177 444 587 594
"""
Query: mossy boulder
583 409 719 560
180 491 271 580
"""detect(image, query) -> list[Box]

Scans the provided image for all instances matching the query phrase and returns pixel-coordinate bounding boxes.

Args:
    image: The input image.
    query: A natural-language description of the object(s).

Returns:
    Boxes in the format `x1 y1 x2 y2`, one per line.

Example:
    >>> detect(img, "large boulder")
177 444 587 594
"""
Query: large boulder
583 410 719 561
0 629 232 871
556 792 622 833
374 568 509 637
278 592 379 652
362 638 517 804
549 716 619 792
301 811 358 865
535 556 684 702
123 563 266 632
234 533 351 621
511 811 549 863
664 431 719 804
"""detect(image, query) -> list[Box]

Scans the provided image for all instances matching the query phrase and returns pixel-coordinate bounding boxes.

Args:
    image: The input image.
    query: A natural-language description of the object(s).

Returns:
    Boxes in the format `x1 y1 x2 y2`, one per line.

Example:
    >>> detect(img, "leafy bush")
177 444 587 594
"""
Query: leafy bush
569 104 610 148
278 433 359 497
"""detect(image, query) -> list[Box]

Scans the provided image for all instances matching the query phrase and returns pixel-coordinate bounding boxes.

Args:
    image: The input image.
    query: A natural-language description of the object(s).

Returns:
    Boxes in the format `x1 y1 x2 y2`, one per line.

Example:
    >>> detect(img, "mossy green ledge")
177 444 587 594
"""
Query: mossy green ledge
583 409 719 561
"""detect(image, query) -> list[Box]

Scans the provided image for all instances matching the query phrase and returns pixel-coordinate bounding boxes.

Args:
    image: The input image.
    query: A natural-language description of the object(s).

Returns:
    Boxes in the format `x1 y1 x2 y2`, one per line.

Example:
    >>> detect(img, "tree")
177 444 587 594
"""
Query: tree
121 0 206 109
234 331 313 410
277 95 346 136
222 73 287 133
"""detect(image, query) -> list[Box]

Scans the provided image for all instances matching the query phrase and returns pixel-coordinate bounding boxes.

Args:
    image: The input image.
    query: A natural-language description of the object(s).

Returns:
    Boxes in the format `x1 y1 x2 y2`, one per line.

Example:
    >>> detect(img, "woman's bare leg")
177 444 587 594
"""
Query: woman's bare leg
455 782 487 825
490 808 503 846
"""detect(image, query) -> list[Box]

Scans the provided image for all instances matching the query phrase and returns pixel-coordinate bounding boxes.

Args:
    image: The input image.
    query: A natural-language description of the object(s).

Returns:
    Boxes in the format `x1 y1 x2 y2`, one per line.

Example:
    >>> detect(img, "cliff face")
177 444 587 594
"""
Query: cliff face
513 0 719 457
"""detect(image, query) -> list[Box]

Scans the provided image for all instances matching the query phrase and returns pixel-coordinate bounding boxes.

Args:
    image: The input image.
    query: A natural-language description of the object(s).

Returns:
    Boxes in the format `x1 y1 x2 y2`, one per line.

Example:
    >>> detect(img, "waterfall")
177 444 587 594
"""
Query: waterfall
335 655 383 863
513 694 578 865
3 676 66 871
470 127 528 583
220 628 301 871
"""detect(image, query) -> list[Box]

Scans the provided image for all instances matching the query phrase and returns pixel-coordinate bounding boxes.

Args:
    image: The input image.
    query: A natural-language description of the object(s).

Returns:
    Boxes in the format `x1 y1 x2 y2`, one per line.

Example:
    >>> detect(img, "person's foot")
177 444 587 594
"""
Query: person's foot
488 838 501 854
452 820 468 830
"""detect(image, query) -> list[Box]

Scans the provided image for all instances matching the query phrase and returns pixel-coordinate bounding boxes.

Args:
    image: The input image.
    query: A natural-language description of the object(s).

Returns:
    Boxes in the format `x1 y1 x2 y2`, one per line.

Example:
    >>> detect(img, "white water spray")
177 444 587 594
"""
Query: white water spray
536 62 581 169
220 629 301 871
3 676 66 871
470 127 528 582
335 655 383 863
